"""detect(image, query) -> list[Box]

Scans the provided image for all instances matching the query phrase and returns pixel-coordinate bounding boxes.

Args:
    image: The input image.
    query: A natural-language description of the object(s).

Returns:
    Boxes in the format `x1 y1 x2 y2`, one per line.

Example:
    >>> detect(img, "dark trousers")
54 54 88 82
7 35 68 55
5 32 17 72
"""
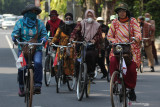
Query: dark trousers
152 41 159 63
97 50 107 76
18 50 43 88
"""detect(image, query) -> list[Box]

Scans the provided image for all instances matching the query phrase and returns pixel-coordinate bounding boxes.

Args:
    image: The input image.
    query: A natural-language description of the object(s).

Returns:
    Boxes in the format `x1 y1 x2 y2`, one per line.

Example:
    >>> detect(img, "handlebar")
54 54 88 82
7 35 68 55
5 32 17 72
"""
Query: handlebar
109 41 134 46
71 40 94 46
16 39 44 46
142 38 150 40
51 43 72 48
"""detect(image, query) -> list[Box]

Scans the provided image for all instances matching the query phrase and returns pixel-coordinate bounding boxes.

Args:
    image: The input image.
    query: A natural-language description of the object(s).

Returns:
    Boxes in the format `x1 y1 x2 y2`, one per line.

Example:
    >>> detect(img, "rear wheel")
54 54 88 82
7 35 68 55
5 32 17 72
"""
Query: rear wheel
110 71 126 107
76 63 87 101
67 75 76 91
85 78 91 98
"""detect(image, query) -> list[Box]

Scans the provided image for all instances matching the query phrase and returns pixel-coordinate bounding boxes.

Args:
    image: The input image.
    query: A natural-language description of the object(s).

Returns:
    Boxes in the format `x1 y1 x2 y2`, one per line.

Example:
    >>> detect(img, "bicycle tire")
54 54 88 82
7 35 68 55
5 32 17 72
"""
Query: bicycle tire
76 63 87 101
25 69 34 107
110 71 127 107
44 55 52 86
107 64 110 82
140 57 144 73
85 79 91 98
67 75 76 91
56 60 62 93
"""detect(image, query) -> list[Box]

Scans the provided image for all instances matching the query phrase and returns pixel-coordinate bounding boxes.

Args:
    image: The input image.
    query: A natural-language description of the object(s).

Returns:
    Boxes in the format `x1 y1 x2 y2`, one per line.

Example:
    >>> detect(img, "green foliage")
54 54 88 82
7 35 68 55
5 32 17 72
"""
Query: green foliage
145 0 160 37
50 0 67 15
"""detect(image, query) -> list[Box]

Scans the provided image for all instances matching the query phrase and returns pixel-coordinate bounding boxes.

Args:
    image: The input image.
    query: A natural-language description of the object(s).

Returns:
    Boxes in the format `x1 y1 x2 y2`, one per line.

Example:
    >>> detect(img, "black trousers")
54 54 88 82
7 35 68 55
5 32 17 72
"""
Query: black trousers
97 50 108 76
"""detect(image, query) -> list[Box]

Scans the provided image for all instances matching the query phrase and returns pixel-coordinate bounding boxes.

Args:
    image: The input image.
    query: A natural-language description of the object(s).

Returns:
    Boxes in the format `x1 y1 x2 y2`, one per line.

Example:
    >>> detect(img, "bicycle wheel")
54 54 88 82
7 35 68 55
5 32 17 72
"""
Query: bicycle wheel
67 75 76 91
44 55 52 86
25 69 34 107
85 78 91 98
56 61 63 93
139 56 144 73
76 63 87 101
107 64 111 82
110 71 127 107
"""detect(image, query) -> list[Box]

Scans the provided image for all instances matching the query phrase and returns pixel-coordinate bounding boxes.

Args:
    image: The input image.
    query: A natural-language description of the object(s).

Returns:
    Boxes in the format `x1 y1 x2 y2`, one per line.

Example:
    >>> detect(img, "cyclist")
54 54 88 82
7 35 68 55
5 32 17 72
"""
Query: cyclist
11 4 48 96
107 2 141 101
96 17 109 79
137 16 155 72
70 9 102 78
45 10 64 76
49 13 76 79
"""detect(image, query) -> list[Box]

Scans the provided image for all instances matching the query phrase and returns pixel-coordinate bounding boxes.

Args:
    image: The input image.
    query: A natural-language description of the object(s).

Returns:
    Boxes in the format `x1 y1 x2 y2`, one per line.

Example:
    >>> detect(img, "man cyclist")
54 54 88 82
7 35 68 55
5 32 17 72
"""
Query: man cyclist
11 4 48 96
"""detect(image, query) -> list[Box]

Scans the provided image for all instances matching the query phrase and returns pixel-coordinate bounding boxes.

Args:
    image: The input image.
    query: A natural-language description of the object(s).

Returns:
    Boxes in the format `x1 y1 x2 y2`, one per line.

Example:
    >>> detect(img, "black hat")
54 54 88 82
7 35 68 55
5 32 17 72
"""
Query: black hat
49 10 59 16
21 4 42 15
65 13 73 20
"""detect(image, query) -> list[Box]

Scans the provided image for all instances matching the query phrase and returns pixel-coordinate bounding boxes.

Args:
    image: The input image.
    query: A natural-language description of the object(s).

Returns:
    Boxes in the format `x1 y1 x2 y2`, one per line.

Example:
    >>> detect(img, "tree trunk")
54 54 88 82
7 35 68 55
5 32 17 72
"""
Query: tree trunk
101 0 116 25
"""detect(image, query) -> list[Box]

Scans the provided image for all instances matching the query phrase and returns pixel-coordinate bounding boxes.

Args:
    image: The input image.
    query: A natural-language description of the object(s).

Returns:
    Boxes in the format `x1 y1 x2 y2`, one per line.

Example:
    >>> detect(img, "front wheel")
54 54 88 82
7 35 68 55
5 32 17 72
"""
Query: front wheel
76 63 87 101
25 69 34 107
44 55 52 86
67 75 76 91
110 71 127 107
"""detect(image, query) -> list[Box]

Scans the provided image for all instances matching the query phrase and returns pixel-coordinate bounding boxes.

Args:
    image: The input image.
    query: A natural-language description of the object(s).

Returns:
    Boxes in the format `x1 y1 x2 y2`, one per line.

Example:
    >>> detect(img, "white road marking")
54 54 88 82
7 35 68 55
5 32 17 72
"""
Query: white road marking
5 35 18 61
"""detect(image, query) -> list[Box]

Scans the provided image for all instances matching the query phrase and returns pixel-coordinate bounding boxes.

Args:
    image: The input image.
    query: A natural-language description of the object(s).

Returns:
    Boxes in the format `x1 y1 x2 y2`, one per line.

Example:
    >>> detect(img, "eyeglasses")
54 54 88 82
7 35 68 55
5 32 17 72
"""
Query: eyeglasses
50 14 57 17
118 9 127 13
65 17 72 20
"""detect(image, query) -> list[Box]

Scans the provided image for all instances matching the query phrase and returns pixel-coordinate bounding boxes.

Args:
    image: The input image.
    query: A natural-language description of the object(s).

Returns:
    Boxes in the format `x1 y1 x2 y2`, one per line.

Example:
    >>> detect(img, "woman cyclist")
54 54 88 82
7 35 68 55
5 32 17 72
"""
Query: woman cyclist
107 2 141 101
70 9 102 78
49 13 76 79
11 4 48 96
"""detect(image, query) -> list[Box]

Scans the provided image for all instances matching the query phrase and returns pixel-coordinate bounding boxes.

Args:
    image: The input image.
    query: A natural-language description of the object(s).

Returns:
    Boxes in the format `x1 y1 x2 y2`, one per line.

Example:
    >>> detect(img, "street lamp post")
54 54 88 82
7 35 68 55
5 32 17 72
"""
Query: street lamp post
72 0 75 22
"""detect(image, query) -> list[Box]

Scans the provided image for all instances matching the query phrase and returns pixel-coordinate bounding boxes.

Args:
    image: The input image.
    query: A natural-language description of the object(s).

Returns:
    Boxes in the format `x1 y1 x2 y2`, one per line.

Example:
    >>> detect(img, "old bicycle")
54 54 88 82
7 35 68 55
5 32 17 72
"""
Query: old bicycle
110 40 135 107
51 43 76 93
15 36 43 107
72 40 94 101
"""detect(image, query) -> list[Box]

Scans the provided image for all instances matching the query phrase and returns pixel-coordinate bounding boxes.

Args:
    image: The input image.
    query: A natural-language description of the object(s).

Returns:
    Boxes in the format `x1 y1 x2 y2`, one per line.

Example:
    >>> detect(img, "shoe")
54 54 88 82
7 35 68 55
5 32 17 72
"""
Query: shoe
101 75 107 79
18 87 25 97
128 89 136 101
34 87 41 94
150 67 155 72
89 72 95 78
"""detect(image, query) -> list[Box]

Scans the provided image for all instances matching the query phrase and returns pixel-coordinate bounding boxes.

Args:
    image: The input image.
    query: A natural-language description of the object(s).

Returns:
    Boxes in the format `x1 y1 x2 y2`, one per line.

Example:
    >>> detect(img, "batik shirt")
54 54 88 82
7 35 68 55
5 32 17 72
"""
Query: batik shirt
107 18 142 67
11 18 48 50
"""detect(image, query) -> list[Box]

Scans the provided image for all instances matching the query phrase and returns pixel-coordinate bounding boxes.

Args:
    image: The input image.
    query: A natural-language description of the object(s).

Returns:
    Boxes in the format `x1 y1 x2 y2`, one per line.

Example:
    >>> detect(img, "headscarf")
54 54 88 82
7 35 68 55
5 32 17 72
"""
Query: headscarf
81 9 100 42
22 11 37 28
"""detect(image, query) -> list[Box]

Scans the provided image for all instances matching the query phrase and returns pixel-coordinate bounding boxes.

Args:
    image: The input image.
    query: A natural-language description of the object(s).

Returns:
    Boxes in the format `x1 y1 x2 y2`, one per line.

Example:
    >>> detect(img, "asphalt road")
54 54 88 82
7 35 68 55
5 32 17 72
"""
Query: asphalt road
0 28 160 107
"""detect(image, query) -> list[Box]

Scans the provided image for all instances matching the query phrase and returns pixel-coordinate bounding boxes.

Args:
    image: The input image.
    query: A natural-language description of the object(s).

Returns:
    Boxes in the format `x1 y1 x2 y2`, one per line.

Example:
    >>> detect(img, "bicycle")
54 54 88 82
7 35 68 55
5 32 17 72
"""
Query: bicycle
15 36 43 107
51 43 76 93
72 40 94 101
44 37 57 86
139 38 149 73
110 41 135 107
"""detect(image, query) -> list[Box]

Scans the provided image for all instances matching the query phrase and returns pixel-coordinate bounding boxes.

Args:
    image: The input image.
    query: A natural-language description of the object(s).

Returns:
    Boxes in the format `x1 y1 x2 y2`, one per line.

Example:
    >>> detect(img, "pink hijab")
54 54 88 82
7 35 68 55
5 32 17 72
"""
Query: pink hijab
81 9 100 42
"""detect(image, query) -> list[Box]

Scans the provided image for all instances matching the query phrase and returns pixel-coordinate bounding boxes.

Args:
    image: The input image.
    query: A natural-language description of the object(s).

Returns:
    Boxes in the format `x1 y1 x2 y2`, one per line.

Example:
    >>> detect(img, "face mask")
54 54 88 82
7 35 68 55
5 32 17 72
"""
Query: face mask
64 21 73 25
87 18 93 23
145 18 150 22
26 12 37 20
51 16 57 21
98 22 103 25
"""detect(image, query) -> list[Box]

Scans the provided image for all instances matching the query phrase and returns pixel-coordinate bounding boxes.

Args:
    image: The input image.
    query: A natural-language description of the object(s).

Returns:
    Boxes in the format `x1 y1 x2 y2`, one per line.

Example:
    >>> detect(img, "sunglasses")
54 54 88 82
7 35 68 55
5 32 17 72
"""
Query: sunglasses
65 17 72 20
50 14 57 17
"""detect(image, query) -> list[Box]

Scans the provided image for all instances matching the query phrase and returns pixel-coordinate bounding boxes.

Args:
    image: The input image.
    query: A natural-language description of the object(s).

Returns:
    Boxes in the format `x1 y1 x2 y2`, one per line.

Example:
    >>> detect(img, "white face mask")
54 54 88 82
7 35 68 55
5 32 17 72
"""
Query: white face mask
64 21 73 25
145 18 150 22
87 18 93 23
